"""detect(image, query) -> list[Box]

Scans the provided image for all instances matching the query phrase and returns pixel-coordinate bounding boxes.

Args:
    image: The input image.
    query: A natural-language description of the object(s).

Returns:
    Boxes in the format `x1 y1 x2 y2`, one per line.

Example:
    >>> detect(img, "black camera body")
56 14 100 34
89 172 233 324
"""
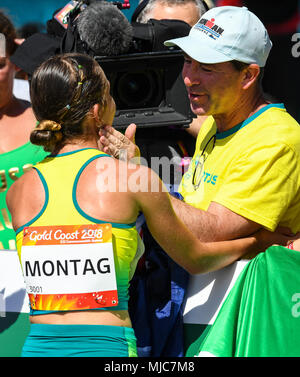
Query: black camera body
98 50 193 129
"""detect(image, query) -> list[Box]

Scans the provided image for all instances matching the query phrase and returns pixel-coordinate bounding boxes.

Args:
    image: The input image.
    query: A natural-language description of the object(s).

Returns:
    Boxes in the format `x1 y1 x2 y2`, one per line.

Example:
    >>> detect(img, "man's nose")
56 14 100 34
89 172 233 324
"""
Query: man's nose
182 62 200 87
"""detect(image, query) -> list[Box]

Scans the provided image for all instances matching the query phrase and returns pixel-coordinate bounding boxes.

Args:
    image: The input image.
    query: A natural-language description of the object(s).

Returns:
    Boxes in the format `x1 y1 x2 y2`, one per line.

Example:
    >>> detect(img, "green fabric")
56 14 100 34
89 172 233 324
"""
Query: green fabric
0 142 47 250
0 312 30 357
195 245 300 357
185 324 211 356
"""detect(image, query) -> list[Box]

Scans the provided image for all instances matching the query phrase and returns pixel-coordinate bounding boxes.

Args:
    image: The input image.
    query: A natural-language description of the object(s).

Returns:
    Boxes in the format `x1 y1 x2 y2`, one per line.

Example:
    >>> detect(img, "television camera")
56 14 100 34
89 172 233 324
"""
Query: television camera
12 0 195 129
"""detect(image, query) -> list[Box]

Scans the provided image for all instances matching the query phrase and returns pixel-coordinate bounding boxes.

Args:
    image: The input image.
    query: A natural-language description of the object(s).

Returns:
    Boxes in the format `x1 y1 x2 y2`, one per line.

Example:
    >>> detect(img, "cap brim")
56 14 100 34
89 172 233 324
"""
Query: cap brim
164 36 232 64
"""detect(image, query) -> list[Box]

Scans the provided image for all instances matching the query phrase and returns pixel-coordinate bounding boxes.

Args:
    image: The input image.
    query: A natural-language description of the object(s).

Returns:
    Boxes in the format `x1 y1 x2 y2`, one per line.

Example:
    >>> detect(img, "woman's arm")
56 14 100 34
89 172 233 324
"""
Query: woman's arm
133 167 291 274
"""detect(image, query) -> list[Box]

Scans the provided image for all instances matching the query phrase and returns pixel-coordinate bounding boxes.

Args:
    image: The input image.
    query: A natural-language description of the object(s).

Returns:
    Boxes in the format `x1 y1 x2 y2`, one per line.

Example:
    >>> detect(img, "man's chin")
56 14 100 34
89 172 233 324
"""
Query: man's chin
191 105 209 117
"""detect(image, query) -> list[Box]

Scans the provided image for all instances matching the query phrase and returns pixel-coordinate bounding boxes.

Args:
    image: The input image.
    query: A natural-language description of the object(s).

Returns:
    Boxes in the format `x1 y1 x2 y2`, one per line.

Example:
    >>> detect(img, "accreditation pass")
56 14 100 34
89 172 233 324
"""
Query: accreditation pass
21 224 118 311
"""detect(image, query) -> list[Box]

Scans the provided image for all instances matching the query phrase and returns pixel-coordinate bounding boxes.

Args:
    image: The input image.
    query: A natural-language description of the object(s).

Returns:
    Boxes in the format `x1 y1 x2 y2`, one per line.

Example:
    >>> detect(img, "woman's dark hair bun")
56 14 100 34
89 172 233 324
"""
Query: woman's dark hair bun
30 120 63 152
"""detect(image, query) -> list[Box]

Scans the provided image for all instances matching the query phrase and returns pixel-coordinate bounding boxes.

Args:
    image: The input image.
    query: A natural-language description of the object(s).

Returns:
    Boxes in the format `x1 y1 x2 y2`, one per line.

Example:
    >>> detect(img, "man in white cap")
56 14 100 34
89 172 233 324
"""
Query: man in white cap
100 5 300 247
161 4 300 243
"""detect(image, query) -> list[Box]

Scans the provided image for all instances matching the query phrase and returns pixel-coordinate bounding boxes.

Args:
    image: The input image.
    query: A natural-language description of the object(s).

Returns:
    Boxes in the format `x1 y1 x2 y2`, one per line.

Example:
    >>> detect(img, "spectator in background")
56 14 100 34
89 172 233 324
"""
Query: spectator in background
135 0 207 26
215 0 300 122
0 11 47 251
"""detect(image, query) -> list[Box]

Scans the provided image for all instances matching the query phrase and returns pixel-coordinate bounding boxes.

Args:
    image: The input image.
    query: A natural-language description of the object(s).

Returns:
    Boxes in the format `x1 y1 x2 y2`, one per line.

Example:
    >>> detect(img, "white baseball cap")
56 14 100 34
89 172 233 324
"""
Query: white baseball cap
164 6 272 67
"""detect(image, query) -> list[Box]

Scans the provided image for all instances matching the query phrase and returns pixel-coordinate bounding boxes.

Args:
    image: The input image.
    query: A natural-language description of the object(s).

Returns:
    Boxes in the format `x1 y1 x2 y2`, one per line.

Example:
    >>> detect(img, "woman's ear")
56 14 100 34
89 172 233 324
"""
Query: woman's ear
241 64 260 90
92 103 104 127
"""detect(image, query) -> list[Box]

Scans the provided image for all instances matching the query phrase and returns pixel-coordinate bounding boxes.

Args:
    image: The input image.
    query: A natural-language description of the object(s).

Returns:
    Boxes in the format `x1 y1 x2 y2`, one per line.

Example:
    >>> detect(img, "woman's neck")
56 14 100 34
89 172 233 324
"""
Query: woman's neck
53 139 99 155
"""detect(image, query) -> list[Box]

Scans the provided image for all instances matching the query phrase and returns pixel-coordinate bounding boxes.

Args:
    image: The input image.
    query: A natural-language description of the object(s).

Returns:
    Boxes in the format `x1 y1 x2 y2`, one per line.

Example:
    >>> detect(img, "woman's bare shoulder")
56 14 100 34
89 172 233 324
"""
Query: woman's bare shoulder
6 168 42 210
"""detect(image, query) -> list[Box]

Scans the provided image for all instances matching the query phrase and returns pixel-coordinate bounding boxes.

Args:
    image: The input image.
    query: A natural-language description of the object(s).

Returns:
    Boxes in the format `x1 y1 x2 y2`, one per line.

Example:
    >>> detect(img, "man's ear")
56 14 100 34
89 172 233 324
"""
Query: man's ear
241 64 260 90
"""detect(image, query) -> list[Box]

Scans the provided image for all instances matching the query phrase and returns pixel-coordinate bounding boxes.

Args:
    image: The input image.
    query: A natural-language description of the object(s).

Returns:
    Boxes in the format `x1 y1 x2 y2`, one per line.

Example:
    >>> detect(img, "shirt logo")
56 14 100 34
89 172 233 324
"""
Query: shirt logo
195 18 224 40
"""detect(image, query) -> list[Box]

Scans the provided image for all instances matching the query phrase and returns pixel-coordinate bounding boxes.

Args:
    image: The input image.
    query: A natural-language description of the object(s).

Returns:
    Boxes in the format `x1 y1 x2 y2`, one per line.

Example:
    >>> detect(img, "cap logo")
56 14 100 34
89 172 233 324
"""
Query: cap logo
195 18 224 40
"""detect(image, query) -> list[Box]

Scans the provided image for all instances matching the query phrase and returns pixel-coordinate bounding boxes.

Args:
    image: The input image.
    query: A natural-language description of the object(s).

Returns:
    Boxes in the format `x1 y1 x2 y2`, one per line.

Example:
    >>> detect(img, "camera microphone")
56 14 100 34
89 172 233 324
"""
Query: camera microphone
76 1 133 56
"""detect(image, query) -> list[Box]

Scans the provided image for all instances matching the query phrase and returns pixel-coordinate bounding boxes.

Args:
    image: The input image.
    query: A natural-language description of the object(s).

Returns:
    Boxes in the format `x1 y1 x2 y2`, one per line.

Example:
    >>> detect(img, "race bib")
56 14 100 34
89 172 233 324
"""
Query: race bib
21 224 118 311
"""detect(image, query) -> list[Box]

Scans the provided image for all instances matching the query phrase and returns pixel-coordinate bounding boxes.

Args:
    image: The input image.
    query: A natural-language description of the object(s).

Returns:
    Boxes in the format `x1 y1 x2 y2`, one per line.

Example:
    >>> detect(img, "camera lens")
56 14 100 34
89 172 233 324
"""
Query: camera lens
114 69 163 109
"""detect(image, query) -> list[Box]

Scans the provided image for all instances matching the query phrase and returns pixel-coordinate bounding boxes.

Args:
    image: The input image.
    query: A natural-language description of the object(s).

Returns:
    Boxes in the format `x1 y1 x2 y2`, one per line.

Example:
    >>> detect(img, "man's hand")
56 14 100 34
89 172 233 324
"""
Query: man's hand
276 226 300 251
243 228 300 259
98 123 140 161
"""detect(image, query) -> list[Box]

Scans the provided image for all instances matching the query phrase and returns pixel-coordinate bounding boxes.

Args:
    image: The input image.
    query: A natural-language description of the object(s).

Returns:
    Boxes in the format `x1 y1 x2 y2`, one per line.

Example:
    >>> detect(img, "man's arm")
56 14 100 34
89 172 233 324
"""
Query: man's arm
170 196 261 242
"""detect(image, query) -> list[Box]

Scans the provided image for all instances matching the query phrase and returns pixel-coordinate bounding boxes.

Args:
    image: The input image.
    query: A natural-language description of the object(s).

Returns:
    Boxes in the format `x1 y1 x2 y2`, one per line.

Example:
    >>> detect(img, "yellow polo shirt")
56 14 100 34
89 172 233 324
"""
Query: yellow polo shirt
179 104 300 232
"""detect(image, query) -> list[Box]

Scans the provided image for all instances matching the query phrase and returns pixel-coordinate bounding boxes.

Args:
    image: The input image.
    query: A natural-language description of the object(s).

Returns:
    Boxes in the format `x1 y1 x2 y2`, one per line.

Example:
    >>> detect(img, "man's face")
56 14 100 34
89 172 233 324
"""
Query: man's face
150 1 200 26
182 56 245 117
